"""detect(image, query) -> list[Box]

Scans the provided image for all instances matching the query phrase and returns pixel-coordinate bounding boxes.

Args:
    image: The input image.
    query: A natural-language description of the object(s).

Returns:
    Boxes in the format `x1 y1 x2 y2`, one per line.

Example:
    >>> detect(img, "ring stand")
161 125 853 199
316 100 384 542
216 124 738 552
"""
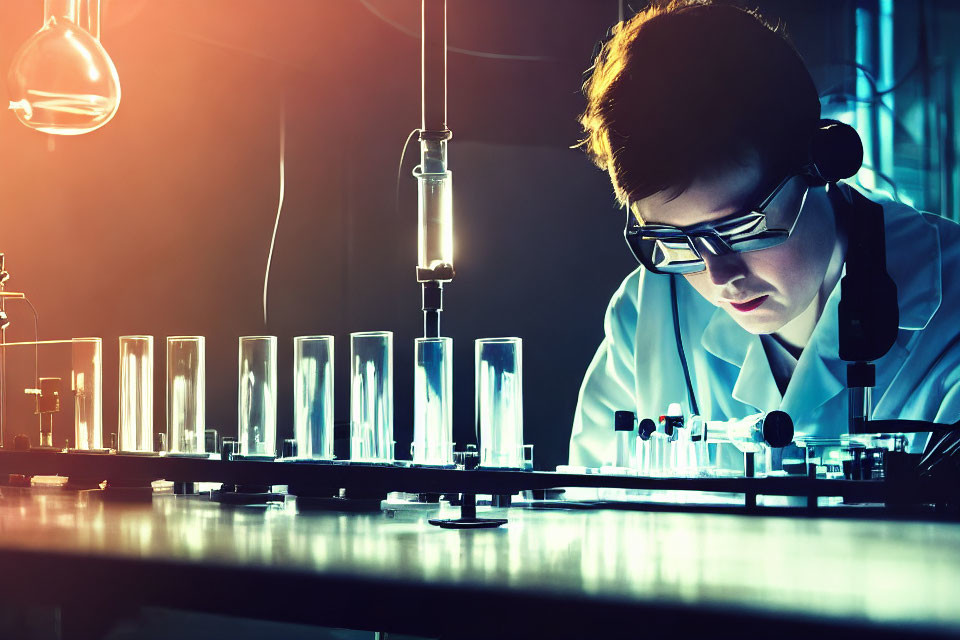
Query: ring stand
428 493 508 529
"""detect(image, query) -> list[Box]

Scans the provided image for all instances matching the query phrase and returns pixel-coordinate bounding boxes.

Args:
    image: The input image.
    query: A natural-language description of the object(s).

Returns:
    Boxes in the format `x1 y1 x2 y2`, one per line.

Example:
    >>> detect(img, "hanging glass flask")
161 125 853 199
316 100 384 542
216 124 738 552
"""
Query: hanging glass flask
8 0 121 135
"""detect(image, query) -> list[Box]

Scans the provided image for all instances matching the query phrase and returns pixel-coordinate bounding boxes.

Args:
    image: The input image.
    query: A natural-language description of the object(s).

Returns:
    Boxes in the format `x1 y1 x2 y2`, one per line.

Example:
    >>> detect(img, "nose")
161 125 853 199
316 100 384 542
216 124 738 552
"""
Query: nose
700 250 749 287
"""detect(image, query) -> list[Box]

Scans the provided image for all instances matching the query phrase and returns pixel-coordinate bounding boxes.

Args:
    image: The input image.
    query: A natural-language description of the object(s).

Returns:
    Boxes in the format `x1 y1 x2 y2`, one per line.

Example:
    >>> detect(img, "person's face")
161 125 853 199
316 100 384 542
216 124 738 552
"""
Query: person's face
631 158 837 335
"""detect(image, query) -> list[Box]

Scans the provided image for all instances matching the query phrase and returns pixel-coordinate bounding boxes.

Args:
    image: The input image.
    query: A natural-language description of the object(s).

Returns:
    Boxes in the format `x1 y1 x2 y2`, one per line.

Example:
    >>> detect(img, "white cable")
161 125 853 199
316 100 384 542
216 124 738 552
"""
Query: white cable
262 99 286 326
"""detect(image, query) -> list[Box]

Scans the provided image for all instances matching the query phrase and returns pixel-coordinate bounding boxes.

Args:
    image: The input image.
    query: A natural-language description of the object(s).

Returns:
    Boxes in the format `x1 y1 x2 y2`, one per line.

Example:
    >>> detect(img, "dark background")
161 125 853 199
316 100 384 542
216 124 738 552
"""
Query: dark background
0 0 956 469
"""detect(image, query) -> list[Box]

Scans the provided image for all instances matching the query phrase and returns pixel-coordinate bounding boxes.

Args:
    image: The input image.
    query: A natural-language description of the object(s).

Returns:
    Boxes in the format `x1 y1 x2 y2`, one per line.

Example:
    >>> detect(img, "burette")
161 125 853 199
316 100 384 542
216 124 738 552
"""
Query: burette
416 0 454 338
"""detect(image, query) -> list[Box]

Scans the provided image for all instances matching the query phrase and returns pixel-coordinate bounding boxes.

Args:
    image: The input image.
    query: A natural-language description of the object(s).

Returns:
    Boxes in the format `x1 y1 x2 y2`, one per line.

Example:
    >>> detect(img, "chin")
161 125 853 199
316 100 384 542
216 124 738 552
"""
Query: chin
727 311 786 335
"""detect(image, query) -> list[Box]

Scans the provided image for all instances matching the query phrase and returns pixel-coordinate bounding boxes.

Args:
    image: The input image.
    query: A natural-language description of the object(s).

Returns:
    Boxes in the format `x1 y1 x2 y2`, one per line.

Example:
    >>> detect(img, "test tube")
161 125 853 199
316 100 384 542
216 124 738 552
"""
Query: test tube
413 337 453 466
475 337 524 469
350 331 393 462
72 337 102 450
294 335 334 460
166 336 205 454
238 336 277 457
118 336 153 452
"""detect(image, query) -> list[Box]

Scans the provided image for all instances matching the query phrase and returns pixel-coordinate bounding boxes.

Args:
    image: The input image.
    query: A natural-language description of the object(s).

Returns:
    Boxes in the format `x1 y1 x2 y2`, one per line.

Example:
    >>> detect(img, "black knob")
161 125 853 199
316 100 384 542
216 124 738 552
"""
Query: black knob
614 411 636 431
762 410 794 448
638 418 656 441
13 434 30 451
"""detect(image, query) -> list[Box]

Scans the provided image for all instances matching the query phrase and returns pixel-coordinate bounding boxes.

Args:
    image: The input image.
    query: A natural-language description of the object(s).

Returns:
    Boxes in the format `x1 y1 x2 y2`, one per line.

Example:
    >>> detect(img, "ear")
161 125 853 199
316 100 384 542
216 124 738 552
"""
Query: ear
810 119 864 183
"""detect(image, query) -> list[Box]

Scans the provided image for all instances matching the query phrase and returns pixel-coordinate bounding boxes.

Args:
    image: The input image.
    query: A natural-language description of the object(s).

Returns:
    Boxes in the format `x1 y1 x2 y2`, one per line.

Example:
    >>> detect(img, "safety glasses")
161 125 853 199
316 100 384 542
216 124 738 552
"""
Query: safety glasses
624 168 815 275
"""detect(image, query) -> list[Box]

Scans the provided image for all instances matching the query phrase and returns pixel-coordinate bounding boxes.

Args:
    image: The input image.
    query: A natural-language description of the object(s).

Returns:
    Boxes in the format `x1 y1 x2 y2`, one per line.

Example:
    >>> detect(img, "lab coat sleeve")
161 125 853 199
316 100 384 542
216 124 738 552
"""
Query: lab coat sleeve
568 269 642 467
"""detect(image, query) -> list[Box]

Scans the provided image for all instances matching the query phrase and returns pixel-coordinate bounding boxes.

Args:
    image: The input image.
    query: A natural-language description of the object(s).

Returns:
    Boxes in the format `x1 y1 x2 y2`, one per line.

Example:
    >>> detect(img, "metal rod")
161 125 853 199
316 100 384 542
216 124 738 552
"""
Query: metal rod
421 0 446 133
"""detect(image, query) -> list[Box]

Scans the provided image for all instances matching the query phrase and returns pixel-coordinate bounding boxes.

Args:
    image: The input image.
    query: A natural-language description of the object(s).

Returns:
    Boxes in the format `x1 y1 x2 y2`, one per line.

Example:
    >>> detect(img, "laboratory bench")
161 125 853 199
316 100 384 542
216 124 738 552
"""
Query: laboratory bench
0 485 957 639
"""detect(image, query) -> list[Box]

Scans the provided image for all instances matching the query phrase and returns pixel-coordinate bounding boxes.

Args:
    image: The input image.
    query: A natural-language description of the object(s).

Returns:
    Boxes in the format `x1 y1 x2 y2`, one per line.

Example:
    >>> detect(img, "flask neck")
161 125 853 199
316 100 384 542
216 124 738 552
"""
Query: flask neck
43 0 100 40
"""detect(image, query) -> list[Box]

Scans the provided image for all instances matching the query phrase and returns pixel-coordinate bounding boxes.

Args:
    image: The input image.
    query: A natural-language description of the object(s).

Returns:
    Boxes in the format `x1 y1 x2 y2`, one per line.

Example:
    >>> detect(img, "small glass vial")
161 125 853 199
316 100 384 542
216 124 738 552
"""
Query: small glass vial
238 336 277 457
413 337 453 466
72 337 102 450
166 336 205 454
294 335 335 460
475 337 523 469
350 331 394 462
118 335 153 452
614 411 637 469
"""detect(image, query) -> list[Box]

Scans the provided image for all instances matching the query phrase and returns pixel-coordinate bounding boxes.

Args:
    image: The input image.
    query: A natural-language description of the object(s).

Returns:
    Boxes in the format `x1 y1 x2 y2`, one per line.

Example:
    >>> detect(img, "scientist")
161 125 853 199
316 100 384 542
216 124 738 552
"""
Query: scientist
569 0 960 467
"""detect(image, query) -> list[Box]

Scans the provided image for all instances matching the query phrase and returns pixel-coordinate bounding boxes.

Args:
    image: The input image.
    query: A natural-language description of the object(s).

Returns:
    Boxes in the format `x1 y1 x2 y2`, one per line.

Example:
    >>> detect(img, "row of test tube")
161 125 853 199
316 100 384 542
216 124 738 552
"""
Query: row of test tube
69 334 527 468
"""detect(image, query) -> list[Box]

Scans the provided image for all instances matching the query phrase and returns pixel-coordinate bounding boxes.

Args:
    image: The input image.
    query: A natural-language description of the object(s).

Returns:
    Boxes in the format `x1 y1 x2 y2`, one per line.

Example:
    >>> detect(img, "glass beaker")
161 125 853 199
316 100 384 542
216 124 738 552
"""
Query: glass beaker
118 336 153 452
238 336 277 458
475 337 524 469
7 0 121 135
350 331 393 462
293 335 334 460
166 336 205 454
72 337 102 450
413 337 453 466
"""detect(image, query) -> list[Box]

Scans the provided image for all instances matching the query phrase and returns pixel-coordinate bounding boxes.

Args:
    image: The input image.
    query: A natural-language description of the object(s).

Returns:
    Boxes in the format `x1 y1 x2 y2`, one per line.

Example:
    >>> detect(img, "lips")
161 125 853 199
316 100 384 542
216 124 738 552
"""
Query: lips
729 295 769 312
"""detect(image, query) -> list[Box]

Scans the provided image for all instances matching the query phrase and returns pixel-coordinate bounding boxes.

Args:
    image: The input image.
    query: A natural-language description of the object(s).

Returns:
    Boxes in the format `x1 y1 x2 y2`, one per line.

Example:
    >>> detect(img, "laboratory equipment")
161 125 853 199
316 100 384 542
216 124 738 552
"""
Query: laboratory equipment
293 335 334 460
72 337 102 450
24 377 61 448
413 337 453 466
614 411 636 470
350 331 393 462
699 411 795 453
118 336 153 453
415 0 454 339
476 337 524 469
238 336 277 458
7 0 121 135
167 336 205 455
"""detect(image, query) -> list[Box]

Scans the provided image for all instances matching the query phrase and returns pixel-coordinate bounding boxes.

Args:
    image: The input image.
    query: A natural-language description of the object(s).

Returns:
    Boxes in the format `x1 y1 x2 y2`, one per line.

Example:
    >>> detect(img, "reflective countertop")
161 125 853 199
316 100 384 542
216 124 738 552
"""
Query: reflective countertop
0 488 957 635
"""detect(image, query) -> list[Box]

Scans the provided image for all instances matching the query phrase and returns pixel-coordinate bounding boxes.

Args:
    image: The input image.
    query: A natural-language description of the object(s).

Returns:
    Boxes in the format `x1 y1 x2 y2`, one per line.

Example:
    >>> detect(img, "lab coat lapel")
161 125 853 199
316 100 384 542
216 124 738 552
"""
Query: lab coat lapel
701 307 781 413
779 293 845 422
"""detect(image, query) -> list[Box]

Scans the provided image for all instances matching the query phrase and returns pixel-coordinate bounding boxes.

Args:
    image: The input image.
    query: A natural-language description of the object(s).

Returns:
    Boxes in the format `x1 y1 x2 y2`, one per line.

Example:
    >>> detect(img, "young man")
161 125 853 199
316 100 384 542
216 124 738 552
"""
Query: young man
569 0 960 468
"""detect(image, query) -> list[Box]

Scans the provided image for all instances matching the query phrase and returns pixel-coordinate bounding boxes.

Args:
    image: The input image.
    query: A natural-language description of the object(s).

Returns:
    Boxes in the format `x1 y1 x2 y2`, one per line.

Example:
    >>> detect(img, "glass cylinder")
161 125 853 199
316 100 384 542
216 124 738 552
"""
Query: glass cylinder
294 335 334 460
118 336 153 452
475 337 523 468
350 331 393 462
167 336 205 454
72 337 102 450
413 337 453 466
417 169 454 272
238 336 277 457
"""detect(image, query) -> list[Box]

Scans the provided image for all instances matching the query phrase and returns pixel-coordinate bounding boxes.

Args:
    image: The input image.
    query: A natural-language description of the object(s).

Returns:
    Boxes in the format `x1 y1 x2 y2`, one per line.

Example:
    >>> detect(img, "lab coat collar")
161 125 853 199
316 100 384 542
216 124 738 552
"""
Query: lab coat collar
701 307 782 412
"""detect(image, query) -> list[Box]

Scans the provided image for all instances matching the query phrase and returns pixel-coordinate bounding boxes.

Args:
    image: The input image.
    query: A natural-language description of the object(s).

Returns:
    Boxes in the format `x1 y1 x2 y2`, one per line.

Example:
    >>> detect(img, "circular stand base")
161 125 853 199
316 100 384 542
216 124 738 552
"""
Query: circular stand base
428 517 508 529
296 496 383 512
278 457 339 464
66 449 112 455
116 451 161 457
164 452 211 459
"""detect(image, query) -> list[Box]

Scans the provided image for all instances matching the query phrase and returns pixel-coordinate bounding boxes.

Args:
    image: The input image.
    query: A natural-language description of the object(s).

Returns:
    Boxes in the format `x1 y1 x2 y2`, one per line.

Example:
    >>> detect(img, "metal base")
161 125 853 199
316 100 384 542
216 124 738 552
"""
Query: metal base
428 517 508 529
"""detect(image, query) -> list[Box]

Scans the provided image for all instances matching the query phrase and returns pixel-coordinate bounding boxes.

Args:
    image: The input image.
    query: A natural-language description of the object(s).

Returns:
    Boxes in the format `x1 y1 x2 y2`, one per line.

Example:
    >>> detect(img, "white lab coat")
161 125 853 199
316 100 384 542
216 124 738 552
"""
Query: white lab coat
570 185 960 467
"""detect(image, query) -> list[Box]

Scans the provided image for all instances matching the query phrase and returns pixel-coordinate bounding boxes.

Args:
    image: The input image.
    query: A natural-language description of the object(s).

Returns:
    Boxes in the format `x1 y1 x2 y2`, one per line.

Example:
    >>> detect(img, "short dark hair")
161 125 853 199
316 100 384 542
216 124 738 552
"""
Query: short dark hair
578 0 821 206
